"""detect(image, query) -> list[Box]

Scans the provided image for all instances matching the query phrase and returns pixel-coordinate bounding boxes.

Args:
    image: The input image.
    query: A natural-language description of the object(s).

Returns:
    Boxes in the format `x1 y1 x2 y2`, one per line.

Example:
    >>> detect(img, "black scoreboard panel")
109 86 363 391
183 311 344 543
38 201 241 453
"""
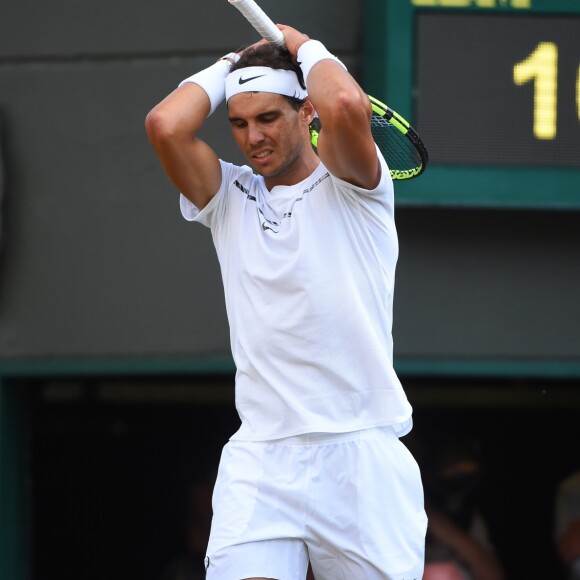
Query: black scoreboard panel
416 12 580 167
363 0 580 207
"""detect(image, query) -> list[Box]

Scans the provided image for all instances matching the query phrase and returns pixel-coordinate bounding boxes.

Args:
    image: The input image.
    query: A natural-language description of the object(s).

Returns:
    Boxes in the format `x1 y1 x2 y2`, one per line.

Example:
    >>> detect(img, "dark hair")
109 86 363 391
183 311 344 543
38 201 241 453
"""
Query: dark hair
230 43 307 110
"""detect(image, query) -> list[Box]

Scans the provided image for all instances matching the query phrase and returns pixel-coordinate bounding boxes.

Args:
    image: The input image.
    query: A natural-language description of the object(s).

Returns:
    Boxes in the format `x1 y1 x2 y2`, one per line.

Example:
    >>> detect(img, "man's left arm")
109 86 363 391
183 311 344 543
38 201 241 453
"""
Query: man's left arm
281 26 380 190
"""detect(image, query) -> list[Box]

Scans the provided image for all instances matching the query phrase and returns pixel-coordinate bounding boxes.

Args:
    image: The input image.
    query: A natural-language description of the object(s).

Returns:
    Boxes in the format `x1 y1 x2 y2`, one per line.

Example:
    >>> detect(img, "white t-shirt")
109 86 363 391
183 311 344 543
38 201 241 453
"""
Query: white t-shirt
180 153 413 441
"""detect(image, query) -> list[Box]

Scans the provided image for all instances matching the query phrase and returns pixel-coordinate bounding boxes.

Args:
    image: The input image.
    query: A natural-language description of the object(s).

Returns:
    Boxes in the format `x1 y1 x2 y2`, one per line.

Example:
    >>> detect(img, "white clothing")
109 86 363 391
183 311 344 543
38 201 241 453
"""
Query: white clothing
180 152 413 441
205 427 427 580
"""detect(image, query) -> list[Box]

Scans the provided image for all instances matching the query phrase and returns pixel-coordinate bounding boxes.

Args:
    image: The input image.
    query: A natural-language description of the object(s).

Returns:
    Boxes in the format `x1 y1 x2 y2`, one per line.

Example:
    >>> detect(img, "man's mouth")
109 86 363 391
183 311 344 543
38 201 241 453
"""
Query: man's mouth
253 150 273 159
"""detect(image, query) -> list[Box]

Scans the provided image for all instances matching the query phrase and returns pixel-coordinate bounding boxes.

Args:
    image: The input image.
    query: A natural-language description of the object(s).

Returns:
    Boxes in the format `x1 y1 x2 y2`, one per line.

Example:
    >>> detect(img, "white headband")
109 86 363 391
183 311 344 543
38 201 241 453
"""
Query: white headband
225 66 308 102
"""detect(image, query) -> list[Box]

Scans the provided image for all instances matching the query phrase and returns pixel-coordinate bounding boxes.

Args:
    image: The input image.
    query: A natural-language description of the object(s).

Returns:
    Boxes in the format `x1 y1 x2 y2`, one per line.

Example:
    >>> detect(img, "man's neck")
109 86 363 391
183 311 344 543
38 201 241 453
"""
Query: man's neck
264 151 321 191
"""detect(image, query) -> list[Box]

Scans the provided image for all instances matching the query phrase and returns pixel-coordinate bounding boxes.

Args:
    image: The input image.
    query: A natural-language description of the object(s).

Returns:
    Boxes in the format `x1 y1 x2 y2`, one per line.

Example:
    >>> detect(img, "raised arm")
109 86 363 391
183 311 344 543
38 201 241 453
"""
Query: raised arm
281 26 380 190
145 57 237 209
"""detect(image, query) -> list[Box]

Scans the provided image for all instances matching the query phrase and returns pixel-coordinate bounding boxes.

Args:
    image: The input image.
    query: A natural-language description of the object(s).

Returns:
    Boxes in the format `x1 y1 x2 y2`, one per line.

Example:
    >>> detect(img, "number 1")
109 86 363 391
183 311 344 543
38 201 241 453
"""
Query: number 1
513 42 558 140
577 65 580 127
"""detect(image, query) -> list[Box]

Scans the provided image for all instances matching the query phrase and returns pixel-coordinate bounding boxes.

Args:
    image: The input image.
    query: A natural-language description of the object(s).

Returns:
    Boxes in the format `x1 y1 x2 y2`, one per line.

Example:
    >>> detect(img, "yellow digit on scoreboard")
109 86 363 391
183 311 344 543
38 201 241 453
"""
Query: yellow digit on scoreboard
513 42 558 140
577 65 580 125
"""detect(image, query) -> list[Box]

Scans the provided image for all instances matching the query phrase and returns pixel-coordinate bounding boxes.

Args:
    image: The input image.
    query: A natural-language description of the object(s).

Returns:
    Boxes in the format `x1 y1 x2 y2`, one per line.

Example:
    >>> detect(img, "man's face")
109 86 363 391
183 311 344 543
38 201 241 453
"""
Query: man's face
227 92 311 187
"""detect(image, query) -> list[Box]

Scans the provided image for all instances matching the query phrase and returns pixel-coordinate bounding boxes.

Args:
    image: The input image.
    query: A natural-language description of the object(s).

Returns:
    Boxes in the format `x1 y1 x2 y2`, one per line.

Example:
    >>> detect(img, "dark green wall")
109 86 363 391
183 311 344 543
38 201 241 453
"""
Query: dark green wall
0 0 578 367
394 207 580 363
0 0 360 363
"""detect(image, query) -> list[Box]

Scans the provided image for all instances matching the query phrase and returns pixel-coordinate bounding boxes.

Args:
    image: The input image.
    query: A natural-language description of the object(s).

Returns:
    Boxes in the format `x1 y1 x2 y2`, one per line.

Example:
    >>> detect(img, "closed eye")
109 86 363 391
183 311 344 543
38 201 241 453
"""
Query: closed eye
229 118 247 129
258 113 278 124
228 110 282 129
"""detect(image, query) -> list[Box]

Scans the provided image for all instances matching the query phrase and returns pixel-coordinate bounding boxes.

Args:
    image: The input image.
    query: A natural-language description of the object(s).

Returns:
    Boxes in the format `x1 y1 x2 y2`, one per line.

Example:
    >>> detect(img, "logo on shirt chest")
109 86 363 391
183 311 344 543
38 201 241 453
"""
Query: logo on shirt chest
233 173 330 234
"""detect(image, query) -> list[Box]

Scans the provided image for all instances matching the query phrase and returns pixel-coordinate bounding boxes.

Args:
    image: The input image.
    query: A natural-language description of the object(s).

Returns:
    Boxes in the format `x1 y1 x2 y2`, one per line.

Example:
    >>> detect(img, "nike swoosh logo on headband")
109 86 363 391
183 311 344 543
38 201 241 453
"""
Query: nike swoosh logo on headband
239 74 267 85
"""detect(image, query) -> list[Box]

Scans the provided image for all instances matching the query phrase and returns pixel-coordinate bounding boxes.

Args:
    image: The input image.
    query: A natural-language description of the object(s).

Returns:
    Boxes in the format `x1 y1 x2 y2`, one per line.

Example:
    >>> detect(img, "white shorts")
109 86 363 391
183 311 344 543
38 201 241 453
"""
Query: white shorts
205 427 427 580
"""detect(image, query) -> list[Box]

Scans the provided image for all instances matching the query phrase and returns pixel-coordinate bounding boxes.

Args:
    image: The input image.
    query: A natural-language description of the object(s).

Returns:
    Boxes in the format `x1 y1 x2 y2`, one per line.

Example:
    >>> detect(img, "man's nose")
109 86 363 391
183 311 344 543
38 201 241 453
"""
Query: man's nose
248 123 265 144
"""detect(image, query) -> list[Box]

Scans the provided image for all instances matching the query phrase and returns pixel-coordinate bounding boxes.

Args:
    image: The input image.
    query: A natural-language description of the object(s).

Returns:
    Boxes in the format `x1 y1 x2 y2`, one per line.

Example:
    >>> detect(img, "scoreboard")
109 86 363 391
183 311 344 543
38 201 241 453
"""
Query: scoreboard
363 0 580 208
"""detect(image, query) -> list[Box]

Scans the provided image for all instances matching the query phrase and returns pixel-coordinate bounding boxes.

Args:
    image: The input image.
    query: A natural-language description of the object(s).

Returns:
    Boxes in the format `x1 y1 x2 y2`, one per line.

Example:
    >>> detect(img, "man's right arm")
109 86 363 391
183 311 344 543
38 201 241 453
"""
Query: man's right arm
145 69 225 210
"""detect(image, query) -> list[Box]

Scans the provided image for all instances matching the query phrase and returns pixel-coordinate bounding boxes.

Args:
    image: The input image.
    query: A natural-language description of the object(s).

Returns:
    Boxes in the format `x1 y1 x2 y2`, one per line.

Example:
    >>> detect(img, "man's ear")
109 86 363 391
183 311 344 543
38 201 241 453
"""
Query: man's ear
301 99 316 124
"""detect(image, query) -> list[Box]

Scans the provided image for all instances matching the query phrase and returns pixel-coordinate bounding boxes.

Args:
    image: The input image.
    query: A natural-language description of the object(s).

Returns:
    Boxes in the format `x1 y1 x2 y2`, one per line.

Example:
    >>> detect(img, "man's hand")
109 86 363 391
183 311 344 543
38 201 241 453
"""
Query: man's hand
277 24 310 59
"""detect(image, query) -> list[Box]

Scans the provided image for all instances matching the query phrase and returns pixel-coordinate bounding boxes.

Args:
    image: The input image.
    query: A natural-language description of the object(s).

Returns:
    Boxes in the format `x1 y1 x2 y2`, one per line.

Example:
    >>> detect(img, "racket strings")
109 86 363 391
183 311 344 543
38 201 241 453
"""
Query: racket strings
371 115 424 176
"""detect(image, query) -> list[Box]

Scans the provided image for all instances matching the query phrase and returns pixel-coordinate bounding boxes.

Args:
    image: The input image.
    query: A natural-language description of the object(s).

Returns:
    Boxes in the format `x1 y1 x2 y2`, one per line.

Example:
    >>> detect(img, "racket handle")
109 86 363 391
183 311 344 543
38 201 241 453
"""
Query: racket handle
228 0 285 47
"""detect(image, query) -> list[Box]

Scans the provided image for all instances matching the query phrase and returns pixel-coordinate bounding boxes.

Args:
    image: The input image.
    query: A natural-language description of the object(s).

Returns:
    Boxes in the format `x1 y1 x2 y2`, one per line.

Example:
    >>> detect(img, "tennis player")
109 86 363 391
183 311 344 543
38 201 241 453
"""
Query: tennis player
146 24 427 580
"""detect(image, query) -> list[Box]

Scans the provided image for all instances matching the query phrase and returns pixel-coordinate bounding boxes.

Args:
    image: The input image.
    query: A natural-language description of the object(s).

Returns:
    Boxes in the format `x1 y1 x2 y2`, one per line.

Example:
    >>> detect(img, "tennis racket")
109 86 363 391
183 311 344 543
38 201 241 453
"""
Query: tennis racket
228 0 428 180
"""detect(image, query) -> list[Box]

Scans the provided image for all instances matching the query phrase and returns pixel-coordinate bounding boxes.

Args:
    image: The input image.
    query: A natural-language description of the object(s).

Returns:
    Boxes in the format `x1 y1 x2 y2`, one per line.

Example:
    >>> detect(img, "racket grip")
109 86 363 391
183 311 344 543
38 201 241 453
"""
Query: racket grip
228 0 285 47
